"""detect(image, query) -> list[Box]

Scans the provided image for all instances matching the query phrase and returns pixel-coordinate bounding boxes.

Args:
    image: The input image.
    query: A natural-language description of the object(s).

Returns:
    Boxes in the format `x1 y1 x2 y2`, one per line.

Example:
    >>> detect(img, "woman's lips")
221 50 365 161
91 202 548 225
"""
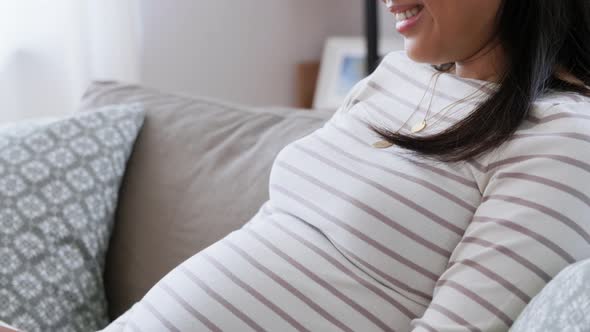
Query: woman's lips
392 5 424 34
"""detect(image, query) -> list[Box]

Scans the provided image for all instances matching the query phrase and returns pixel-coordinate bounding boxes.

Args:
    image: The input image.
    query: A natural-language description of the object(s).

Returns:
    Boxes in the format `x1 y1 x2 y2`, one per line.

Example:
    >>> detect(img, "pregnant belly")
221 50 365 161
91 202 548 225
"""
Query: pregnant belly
124 211 426 332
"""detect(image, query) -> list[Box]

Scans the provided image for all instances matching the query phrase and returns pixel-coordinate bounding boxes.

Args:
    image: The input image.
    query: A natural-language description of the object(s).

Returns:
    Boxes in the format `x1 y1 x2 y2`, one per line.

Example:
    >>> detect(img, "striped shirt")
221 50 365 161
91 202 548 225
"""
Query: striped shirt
101 51 590 332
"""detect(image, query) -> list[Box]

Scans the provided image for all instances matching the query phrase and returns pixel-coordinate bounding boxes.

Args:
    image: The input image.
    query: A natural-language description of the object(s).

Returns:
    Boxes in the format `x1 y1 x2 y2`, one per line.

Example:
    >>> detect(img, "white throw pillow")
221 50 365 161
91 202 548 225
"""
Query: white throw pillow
510 259 590 332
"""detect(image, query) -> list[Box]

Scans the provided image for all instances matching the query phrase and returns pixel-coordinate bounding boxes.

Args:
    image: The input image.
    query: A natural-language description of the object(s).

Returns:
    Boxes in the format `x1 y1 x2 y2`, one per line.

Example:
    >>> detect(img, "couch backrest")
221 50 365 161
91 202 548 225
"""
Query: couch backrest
80 82 332 320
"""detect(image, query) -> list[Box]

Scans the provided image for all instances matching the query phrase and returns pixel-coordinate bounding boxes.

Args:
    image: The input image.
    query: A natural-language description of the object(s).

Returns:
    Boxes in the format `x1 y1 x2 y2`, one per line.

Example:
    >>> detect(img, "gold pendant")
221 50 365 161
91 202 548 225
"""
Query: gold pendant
411 120 427 133
372 140 394 148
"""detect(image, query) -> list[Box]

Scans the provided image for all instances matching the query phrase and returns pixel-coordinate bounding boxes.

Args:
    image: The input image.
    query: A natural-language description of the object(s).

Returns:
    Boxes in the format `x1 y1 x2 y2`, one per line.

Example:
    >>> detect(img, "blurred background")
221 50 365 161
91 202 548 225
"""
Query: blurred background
0 0 402 123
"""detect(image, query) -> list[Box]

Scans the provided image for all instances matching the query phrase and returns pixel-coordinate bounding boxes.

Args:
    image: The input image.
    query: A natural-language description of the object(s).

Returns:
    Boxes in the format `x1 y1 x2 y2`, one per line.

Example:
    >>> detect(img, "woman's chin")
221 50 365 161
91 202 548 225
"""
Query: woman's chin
403 41 431 63
403 40 448 66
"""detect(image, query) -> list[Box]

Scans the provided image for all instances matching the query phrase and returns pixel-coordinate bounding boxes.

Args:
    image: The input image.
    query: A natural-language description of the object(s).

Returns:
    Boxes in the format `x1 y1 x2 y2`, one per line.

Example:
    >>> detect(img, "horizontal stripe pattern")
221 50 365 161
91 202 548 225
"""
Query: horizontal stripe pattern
100 50 590 332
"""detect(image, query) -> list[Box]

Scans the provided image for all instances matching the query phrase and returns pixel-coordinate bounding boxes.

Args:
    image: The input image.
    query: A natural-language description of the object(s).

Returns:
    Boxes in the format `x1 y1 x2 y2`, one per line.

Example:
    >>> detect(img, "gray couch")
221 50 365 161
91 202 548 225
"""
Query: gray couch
81 82 335 321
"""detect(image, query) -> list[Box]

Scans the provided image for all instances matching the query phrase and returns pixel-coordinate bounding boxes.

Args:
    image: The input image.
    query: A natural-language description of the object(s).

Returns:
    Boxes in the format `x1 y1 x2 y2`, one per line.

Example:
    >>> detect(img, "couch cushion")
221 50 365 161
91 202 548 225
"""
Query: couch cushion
80 82 333 320
0 104 144 331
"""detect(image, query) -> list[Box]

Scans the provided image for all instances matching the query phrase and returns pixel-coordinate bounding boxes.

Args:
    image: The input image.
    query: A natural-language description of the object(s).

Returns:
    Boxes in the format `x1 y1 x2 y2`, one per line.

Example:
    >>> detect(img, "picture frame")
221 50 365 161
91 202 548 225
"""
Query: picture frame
313 36 403 110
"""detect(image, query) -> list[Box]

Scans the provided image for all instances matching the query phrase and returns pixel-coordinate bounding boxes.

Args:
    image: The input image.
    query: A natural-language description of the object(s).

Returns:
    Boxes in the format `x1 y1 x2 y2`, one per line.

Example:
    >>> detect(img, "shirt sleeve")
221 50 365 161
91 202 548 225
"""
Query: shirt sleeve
411 102 590 331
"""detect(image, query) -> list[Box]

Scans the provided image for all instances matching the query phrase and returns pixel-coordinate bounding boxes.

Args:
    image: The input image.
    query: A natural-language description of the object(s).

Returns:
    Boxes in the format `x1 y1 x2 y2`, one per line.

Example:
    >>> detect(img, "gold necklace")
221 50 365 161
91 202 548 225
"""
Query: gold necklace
372 73 441 148
409 72 441 134
407 77 488 134
372 70 481 149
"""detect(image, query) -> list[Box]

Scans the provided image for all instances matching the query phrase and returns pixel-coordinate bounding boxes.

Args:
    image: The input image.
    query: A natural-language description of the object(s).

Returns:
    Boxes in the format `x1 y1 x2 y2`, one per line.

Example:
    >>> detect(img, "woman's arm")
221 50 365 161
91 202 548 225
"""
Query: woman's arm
412 102 590 331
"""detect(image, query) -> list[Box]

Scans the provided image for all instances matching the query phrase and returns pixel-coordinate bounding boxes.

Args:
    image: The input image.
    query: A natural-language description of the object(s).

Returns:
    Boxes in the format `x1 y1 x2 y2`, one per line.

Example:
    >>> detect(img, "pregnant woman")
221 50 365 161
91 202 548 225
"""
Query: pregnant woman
102 0 590 331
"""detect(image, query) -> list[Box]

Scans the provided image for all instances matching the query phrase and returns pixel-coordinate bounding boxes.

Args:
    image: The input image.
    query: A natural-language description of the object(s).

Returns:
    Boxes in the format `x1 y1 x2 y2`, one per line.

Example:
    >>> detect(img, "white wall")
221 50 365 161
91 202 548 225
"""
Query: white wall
0 1 400 122
0 1 88 122
0 0 141 123
139 0 401 107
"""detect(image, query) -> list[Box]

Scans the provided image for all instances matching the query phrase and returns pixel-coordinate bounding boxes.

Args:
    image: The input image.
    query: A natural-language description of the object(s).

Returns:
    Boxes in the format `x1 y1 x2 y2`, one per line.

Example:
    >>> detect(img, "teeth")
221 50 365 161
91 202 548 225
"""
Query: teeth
394 7 420 22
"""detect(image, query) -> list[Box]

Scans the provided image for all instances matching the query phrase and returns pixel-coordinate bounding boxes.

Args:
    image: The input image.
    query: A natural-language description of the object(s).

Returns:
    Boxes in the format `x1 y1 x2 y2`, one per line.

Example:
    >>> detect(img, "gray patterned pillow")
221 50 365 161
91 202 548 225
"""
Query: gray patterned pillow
0 104 145 332
510 259 590 332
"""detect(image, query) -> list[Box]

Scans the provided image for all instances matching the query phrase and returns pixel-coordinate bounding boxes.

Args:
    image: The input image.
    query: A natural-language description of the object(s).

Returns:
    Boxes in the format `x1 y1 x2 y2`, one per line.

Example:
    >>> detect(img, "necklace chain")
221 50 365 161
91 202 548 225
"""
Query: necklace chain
396 72 443 134
412 72 441 132
371 70 490 148
398 72 483 134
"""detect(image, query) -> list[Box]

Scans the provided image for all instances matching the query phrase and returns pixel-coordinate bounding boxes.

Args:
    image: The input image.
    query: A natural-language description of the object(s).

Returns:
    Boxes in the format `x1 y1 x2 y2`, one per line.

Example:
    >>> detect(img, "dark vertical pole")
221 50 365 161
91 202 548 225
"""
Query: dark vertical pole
365 0 379 75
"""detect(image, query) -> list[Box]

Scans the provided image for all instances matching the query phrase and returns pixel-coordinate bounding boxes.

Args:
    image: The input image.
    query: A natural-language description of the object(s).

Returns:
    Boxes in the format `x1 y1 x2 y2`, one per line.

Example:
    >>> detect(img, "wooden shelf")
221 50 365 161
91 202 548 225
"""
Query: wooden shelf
295 61 320 109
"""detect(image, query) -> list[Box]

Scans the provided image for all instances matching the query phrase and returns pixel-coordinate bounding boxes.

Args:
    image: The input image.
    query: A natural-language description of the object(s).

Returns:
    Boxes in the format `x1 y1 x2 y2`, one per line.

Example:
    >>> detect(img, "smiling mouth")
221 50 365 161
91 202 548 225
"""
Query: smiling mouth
386 1 423 22
393 5 423 22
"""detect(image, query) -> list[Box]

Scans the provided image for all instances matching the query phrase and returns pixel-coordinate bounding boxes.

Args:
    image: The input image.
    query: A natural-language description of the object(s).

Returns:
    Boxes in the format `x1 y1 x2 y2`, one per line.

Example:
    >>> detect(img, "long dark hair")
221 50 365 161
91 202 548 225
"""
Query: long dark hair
369 0 590 162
